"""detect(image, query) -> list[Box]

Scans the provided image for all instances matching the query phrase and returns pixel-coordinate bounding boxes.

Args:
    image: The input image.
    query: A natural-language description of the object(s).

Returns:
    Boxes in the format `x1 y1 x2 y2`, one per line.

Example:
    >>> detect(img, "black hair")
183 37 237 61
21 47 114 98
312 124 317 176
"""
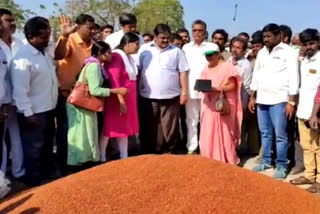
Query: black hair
0 8 13 17
231 37 248 51
24 16 50 40
262 23 281 35
170 33 182 43
75 14 95 25
116 32 140 50
95 24 101 30
177 28 189 35
142 33 154 40
119 13 137 26
91 41 111 57
212 29 229 43
192 19 207 30
251 30 263 44
238 32 250 40
300 28 319 44
279 25 292 43
102 24 114 31
154 24 171 36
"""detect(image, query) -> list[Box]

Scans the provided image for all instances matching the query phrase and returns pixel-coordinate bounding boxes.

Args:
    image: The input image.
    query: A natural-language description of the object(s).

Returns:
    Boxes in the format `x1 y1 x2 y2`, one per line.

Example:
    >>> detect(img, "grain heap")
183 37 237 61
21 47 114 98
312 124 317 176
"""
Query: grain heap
1 155 320 214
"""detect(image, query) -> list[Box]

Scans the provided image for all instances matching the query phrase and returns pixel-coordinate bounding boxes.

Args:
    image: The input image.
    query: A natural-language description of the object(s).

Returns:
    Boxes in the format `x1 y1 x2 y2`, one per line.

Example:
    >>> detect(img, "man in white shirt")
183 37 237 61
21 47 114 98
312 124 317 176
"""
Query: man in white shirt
248 24 299 179
228 37 257 154
11 17 58 186
291 29 320 193
105 13 143 50
138 24 189 154
0 18 11 174
0 8 25 179
183 20 218 154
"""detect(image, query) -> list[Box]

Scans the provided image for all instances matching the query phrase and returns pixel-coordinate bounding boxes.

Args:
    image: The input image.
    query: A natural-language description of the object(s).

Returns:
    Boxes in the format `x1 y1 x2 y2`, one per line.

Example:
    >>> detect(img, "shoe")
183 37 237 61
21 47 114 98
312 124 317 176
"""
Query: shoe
306 183 320 193
289 166 305 175
187 150 196 155
254 156 262 164
252 164 272 172
273 167 288 179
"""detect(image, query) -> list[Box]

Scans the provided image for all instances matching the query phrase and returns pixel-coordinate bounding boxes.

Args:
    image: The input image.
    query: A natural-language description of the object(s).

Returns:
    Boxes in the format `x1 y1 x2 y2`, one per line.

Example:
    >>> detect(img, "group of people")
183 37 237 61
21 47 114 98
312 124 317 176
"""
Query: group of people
1 7 320 196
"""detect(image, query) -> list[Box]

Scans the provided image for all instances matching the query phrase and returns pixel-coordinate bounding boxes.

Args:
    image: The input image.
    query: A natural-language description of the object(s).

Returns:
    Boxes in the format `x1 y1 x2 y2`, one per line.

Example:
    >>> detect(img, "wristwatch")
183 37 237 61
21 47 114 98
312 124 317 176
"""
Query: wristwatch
288 101 296 106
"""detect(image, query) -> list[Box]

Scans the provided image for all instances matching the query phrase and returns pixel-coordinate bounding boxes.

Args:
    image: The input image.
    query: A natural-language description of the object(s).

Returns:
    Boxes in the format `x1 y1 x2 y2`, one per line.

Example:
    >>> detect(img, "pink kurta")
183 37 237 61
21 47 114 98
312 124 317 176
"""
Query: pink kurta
199 62 242 165
102 53 139 137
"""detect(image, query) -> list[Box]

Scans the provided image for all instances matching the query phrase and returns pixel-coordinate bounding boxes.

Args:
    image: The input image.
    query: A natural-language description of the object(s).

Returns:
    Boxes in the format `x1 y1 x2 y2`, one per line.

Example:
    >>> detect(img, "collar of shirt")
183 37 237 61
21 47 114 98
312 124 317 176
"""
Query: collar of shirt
190 41 207 47
304 50 320 63
228 56 246 65
74 32 88 44
263 42 286 54
149 42 174 52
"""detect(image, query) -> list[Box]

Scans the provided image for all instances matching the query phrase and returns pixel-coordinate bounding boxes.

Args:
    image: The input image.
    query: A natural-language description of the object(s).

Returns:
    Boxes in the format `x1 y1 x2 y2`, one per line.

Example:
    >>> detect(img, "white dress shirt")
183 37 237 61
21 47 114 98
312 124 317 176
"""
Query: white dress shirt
137 42 189 99
105 30 144 50
10 43 58 117
183 41 218 99
0 37 25 64
0 47 11 107
297 51 320 120
250 42 299 105
228 56 253 108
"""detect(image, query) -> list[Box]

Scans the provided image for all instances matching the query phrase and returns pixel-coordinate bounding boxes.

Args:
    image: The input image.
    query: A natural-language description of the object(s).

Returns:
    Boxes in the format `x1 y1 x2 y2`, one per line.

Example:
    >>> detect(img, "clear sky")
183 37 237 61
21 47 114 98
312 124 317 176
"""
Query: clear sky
15 0 320 37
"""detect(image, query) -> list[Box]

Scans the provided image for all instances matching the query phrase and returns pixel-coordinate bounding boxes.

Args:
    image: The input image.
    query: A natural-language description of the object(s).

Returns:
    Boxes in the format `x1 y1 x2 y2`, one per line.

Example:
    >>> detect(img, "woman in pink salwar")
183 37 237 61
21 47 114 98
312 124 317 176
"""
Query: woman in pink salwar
199 46 242 165
100 33 140 161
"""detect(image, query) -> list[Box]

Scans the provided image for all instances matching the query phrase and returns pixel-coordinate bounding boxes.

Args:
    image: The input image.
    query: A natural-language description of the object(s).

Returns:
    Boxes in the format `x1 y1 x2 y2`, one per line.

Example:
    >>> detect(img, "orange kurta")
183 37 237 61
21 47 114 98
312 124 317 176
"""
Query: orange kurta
199 62 242 165
57 33 92 94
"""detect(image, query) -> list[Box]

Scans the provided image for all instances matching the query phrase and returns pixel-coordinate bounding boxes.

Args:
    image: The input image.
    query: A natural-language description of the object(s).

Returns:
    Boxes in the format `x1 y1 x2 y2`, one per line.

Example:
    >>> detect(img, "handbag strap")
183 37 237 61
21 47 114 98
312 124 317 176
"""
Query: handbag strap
80 63 93 83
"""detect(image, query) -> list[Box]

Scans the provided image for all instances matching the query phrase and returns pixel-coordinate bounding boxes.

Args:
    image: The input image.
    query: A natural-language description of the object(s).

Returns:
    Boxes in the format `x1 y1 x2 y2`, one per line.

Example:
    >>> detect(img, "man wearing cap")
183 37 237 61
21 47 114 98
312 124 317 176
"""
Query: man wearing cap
183 20 219 154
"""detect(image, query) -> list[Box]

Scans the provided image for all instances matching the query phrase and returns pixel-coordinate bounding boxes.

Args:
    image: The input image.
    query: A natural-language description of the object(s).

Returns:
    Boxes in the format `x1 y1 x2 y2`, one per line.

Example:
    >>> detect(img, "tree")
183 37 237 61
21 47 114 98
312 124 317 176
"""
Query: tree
63 0 135 28
134 0 184 34
0 0 34 29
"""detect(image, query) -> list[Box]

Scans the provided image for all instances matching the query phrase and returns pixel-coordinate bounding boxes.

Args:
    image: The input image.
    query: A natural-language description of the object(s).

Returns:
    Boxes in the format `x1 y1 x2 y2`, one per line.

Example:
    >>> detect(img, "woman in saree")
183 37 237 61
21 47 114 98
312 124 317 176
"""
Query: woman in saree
199 44 242 165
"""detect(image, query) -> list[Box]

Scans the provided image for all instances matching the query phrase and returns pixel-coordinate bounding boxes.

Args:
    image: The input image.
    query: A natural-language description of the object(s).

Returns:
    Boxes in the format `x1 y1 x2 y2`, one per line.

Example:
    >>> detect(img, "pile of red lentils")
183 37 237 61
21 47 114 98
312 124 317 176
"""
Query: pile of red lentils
1 155 320 214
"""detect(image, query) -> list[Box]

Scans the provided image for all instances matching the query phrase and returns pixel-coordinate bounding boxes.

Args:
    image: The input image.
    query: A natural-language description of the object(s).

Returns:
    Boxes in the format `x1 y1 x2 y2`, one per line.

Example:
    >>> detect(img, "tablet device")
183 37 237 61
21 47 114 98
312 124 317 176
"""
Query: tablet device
194 79 212 92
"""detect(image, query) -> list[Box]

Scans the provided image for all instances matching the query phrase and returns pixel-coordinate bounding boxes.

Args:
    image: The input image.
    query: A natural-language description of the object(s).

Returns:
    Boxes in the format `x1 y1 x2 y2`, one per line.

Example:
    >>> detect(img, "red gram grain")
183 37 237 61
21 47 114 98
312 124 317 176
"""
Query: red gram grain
1 155 320 214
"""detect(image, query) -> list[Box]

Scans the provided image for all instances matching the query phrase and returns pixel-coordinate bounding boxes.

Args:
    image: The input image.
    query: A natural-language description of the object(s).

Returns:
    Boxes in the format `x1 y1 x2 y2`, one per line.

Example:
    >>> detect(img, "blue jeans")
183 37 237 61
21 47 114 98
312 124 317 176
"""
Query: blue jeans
257 103 288 169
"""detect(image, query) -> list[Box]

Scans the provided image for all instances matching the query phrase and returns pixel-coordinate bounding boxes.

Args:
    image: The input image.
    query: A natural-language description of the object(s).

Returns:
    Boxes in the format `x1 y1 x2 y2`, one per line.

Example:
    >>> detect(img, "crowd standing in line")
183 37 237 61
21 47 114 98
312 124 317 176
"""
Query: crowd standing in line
2 7 320 198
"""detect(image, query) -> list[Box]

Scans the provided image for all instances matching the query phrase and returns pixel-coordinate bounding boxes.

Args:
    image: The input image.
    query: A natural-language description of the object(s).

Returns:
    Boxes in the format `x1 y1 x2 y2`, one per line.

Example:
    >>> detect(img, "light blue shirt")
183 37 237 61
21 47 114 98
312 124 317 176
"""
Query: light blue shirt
137 42 189 99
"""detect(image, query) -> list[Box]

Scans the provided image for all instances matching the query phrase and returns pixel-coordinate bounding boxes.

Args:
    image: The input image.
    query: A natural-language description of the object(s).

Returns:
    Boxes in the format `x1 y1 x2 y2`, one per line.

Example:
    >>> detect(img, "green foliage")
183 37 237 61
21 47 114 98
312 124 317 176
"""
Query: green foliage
0 0 34 29
64 0 135 27
134 0 184 34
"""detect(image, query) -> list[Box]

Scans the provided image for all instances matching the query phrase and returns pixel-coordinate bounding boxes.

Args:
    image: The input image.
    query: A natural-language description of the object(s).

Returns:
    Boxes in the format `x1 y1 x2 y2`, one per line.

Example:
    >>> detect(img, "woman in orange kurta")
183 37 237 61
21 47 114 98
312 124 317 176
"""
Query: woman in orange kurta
199 48 242 165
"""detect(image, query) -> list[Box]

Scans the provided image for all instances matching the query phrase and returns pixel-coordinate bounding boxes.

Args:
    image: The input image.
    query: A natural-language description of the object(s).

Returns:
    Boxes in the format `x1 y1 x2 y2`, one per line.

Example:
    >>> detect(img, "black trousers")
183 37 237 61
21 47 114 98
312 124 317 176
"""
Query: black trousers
18 111 55 185
139 96 180 154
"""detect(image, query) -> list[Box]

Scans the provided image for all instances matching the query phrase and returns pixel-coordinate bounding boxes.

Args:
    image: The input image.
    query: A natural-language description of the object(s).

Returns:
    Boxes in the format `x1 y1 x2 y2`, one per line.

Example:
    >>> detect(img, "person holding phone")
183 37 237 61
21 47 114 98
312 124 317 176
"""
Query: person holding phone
292 29 320 194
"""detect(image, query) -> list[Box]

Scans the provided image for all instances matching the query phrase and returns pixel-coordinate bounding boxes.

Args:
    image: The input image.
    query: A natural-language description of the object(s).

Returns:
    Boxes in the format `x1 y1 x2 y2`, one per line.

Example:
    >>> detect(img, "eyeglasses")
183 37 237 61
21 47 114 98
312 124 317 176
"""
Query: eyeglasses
192 29 204 32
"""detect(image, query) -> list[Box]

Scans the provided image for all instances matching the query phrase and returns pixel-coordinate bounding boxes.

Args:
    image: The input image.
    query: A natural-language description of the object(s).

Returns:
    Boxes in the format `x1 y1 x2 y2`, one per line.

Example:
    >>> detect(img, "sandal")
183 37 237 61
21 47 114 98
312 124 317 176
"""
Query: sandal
306 183 320 193
290 176 315 185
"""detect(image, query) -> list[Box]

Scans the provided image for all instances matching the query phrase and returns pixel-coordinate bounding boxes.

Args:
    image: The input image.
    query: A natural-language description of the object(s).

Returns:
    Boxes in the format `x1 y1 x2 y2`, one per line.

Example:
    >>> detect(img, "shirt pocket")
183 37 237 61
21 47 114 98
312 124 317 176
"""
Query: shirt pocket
269 56 286 73
305 67 320 90
159 54 177 70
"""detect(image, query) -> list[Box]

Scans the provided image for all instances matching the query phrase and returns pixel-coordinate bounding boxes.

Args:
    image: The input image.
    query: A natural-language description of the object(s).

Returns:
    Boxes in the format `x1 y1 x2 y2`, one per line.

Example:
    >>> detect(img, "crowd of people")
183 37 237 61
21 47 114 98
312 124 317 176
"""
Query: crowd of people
1 7 320 197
